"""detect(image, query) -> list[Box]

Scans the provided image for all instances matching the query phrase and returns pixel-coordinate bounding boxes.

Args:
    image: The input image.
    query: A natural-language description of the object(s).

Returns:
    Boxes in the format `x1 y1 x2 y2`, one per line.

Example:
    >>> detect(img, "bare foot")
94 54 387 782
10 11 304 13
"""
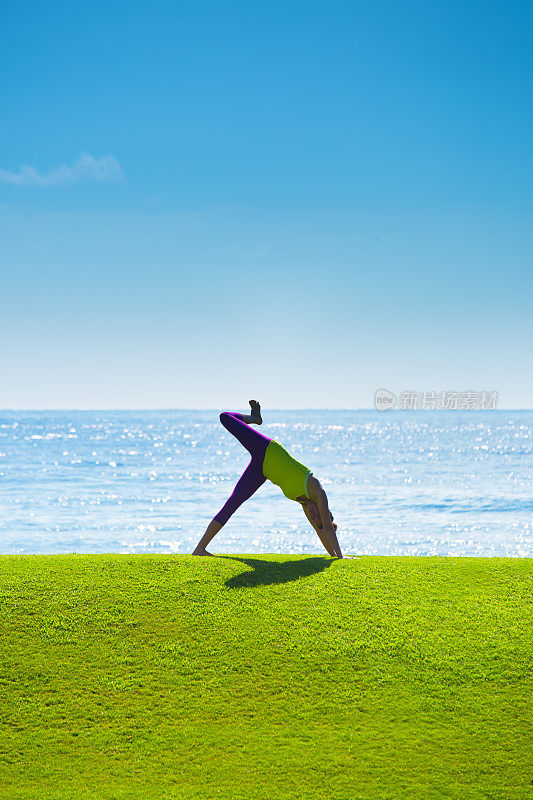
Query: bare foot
192 548 214 556
249 399 262 425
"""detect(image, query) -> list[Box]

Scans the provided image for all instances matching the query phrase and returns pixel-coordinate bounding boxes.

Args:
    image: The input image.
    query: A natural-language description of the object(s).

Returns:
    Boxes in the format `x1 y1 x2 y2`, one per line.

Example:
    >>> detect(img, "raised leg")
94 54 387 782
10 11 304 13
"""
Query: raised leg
219 411 270 458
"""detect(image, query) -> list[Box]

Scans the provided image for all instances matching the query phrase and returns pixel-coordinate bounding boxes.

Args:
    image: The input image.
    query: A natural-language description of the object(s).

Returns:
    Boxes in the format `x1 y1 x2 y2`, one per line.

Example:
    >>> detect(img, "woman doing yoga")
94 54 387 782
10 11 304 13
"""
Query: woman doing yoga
192 401 343 558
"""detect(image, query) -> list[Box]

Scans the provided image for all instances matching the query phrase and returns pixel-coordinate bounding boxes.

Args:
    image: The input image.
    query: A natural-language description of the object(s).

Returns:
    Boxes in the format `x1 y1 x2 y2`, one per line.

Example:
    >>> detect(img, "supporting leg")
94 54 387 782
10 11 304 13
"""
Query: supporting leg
192 458 266 555
192 520 222 556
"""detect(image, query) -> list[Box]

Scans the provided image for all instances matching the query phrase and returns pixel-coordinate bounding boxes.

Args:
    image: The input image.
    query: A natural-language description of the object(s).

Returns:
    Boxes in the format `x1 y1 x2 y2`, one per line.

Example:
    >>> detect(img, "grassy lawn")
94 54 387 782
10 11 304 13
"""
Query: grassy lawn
0 554 531 799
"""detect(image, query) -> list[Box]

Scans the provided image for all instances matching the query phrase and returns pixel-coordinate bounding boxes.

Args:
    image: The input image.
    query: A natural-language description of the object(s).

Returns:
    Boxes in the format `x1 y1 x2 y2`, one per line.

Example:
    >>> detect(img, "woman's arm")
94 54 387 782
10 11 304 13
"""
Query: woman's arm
314 523 340 558
306 477 343 558
316 493 342 558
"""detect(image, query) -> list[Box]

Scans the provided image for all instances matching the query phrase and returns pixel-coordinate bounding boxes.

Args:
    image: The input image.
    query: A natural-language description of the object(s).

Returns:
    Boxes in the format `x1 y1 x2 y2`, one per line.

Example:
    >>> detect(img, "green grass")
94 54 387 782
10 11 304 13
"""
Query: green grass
0 555 531 800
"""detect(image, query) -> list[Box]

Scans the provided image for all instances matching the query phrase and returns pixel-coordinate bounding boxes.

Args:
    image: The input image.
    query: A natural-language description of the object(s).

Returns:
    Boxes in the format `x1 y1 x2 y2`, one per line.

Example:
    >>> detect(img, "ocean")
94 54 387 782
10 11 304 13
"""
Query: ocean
0 410 530 557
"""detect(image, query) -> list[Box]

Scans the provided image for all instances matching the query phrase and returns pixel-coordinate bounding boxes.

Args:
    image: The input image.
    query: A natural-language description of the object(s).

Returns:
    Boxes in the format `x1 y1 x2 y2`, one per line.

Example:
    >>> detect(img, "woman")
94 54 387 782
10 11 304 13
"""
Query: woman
192 401 343 558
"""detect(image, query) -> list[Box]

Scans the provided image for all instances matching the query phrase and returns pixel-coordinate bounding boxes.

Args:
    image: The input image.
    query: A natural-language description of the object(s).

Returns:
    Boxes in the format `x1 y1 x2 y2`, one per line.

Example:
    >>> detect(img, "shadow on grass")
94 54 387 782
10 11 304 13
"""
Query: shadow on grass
221 556 334 589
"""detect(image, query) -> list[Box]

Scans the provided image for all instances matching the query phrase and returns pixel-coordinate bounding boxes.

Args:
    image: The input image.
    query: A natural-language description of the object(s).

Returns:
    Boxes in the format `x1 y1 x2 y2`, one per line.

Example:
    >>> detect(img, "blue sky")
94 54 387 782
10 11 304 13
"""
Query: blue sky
1 0 532 408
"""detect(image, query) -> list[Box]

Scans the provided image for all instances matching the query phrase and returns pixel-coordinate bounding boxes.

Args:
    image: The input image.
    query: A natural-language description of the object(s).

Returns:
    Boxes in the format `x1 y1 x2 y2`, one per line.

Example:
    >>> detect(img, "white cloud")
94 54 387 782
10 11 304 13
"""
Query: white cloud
0 152 124 187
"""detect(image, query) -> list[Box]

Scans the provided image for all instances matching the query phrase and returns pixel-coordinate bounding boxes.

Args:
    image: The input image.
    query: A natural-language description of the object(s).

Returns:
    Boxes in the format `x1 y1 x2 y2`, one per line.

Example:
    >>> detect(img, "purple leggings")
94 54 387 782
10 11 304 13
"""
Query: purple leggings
213 412 272 527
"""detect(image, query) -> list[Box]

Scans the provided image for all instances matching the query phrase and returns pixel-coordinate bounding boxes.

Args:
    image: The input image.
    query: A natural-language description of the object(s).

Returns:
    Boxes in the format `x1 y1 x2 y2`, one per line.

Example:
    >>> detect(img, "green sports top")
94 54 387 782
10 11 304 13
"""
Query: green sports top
262 439 312 501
